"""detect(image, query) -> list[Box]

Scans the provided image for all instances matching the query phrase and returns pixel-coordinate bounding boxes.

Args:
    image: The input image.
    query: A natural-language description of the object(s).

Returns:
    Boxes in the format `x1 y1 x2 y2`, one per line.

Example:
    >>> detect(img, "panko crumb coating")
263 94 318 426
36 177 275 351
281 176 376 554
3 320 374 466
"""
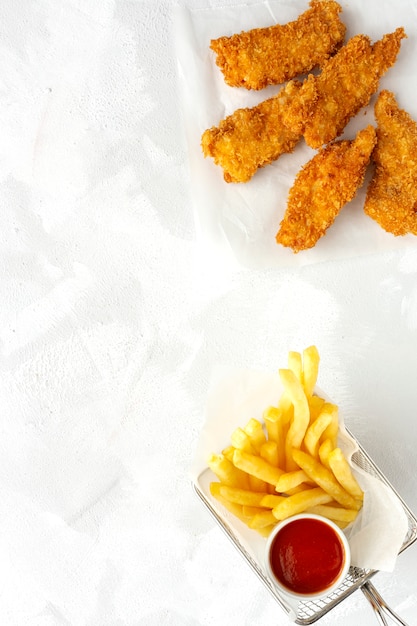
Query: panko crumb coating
277 125 377 252
210 0 346 90
201 83 301 183
282 28 406 149
365 90 417 236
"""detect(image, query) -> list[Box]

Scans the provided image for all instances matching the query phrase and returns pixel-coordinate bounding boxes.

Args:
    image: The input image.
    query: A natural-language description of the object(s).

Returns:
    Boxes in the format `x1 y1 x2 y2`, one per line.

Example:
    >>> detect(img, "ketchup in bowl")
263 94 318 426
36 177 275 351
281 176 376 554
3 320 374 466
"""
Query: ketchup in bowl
265 514 350 599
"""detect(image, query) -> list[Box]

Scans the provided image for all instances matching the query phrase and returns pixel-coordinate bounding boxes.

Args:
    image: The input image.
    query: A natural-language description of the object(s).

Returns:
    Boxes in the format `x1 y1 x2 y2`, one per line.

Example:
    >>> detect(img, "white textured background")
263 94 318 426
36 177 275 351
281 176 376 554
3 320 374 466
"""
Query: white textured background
0 0 416 625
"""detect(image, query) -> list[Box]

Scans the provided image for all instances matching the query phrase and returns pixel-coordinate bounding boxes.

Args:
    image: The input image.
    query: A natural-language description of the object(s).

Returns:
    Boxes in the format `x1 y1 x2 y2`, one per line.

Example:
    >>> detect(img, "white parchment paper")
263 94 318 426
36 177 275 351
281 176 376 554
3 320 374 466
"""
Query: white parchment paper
174 0 417 269
191 366 409 584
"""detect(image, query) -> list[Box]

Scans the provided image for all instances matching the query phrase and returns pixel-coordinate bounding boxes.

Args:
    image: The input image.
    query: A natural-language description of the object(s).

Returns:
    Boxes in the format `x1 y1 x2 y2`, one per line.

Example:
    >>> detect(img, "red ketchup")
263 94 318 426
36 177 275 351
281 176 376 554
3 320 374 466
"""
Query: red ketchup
269 517 346 595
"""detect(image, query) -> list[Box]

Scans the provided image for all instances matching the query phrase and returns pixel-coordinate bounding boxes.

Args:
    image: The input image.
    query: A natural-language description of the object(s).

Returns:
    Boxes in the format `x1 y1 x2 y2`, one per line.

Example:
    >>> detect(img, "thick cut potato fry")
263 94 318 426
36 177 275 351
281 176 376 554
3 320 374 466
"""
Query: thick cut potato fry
257 524 277 537
303 403 335 457
208 453 250 489
292 448 361 510
260 440 279 467
242 505 268 517
272 487 333 520
307 504 359 523
263 406 287 468
328 447 364 500
210 490 250 523
233 449 284 485
276 469 310 493
244 418 267 452
309 395 326 422
260 493 286 508
263 406 280 442
334 521 350 529
322 405 339 448
318 438 334 470
288 351 302 381
280 368 310 470
285 485 310 495
249 510 277 529
210 482 268 507
249 474 269 493
278 393 293 423
221 446 235 461
302 345 320 397
231 427 257 453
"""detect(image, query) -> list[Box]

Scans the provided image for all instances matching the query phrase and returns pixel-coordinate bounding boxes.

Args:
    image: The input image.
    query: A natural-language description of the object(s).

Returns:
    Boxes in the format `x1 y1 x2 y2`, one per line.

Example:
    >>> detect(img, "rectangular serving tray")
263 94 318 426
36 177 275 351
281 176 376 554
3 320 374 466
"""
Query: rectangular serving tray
193 430 417 624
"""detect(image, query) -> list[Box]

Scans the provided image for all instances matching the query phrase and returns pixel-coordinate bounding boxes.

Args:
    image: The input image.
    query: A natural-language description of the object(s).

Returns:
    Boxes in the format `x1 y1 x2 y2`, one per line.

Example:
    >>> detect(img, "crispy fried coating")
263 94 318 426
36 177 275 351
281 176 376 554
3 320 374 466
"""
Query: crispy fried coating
210 0 346 90
201 84 301 183
364 91 417 236
276 125 377 252
282 28 406 149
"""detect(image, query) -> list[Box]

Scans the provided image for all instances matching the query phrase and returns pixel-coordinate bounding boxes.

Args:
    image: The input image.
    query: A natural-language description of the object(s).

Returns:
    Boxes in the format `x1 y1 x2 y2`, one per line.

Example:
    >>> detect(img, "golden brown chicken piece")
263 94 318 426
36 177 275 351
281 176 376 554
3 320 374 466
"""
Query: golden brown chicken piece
201 83 301 183
282 28 406 149
210 0 346 91
364 91 417 236
276 125 377 252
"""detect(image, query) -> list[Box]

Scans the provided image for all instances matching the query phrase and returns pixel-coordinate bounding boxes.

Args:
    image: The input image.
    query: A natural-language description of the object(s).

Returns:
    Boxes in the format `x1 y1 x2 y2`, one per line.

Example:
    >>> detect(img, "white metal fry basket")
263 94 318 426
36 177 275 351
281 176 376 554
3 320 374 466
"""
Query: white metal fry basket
193 431 417 625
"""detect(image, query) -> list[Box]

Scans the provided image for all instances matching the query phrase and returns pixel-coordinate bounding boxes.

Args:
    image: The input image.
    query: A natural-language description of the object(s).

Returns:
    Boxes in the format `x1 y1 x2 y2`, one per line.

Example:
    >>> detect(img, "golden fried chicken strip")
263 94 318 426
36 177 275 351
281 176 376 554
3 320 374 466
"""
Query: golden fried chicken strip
364 91 417 236
276 125 376 252
201 84 301 183
210 0 346 90
283 28 406 149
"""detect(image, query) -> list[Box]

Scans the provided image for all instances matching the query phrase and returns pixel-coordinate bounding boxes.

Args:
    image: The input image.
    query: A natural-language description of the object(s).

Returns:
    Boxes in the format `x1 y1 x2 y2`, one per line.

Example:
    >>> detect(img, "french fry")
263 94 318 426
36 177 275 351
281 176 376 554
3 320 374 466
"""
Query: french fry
260 440 279 467
286 484 311 495
210 482 267 507
249 474 269 493
309 394 326 422
306 503 359 523
207 346 364 536
276 469 310 493
231 427 257 453
278 394 293 425
243 505 268 518
263 406 286 468
302 345 320 397
318 438 334 470
222 446 235 462
321 405 339 448
208 453 250 489
276 378 294 428
249 510 277 529
233 449 284 485
257 525 277 537
303 403 336 457
292 448 361 510
272 487 333 521
328 447 364 500
288 350 302 381
210 489 249 523
280 368 310 470
244 418 267 452
263 406 280 442
334 521 350 530
260 493 286 508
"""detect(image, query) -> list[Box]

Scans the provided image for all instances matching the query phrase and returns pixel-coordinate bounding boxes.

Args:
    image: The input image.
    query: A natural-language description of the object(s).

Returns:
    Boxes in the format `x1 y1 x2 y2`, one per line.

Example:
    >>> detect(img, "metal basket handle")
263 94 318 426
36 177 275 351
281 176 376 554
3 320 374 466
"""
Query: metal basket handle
361 581 411 626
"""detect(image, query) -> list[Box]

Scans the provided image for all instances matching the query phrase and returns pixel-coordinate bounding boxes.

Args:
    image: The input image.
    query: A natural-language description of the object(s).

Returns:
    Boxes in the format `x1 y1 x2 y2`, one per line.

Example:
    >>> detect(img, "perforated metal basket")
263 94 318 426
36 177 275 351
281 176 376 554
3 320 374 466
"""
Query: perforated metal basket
193 430 417 624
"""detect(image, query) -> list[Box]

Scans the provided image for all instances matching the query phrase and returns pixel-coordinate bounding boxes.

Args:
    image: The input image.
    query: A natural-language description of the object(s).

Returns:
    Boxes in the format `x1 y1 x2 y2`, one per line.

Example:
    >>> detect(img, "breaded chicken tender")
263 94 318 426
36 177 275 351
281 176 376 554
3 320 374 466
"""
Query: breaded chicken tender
201 84 301 183
210 0 346 90
283 28 406 149
364 91 417 236
276 125 376 252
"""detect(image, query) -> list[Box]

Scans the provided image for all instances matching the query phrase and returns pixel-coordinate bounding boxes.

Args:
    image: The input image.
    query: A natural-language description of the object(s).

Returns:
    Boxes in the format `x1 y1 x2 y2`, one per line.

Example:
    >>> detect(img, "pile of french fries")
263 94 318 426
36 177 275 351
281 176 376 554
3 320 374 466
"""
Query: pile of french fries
208 346 364 537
